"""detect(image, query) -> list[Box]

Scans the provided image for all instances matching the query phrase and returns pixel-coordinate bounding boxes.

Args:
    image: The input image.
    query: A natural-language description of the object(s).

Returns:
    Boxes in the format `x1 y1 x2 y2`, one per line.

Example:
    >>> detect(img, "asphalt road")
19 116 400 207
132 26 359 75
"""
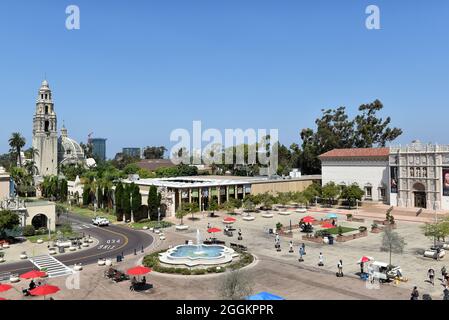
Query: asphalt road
0 213 154 275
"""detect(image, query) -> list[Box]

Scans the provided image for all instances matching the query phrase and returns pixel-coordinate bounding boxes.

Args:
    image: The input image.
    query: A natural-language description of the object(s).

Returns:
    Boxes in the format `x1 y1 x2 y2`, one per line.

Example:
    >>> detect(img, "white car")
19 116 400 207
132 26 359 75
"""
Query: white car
92 217 110 227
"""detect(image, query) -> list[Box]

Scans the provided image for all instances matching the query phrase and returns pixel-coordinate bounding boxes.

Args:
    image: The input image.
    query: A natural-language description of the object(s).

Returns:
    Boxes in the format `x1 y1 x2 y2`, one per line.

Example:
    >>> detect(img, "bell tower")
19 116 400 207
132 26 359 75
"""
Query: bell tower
32 80 58 176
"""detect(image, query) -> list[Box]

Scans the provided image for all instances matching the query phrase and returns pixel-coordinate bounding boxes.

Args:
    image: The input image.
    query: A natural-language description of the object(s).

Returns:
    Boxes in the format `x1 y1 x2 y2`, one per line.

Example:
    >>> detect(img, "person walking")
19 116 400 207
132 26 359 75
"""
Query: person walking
301 243 306 255
441 266 447 282
337 260 343 277
289 241 294 253
318 252 324 266
298 246 304 262
443 285 449 300
411 286 419 300
428 268 435 286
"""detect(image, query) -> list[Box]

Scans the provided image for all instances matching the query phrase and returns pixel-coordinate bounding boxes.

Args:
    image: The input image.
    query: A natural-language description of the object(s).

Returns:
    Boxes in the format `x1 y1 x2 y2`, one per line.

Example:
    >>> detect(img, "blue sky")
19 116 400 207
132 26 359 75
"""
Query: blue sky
0 0 448 158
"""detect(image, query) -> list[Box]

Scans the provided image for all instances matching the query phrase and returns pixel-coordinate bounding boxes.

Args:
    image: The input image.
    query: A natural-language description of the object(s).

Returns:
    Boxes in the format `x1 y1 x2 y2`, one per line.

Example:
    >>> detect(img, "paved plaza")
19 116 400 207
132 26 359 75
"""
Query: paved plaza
2 205 448 300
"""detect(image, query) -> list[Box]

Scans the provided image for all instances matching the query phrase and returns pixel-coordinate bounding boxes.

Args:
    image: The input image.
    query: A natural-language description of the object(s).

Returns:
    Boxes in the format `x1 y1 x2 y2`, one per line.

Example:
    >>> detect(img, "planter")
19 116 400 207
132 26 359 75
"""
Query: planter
49 249 57 255
69 246 77 251
36 239 44 244
20 254 28 260
82 242 90 247
0 258 5 263
154 229 161 234
296 208 307 213
352 218 365 223
278 211 291 216
142 226 149 230
2 243 10 249
73 264 83 271
88 239 94 243
159 235 166 240
10 276 20 283
262 213 274 218
98 259 106 266
242 216 255 221
175 225 189 231
105 259 112 266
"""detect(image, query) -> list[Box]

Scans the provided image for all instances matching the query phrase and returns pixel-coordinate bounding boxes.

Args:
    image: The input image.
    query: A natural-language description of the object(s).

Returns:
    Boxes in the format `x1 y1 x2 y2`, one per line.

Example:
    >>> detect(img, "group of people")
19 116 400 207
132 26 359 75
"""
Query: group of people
22 279 42 296
427 266 449 286
129 276 147 291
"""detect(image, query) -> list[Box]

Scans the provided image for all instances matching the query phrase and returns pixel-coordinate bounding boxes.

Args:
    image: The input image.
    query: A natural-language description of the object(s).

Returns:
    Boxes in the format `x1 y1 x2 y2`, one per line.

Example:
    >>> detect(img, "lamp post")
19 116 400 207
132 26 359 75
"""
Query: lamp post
130 192 133 223
157 207 161 229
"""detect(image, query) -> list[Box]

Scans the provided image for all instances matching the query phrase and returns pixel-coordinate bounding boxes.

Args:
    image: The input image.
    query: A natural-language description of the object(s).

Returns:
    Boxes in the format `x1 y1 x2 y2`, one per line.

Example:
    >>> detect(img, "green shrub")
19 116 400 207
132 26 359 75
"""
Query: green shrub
36 227 48 235
23 225 36 237
181 268 191 275
193 269 206 275
276 222 283 230
359 226 367 233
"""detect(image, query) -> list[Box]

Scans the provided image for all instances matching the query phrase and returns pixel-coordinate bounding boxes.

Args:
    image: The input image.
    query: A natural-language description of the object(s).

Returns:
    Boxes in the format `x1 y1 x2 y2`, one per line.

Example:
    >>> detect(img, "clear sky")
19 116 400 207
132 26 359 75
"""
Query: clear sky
0 0 448 158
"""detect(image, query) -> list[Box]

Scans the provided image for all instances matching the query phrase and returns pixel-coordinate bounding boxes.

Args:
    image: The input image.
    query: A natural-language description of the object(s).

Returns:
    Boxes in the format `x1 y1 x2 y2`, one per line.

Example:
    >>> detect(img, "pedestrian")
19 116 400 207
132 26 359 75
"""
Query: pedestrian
443 285 449 300
318 252 324 266
337 260 343 277
207 223 211 229
441 266 447 279
301 243 306 255
299 246 304 262
368 264 374 284
411 286 419 300
428 268 435 286
436 247 441 261
289 241 294 253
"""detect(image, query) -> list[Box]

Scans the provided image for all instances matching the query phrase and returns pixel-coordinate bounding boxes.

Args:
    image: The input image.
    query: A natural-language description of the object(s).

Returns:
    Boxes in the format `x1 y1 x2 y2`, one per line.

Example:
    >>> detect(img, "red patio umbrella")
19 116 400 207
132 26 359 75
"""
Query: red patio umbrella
321 222 334 229
207 227 221 233
0 284 13 293
223 217 236 222
127 266 152 276
20 270 47 279
29 284 60 299
301 216 315 223
358 256 374 264
0 297 7 300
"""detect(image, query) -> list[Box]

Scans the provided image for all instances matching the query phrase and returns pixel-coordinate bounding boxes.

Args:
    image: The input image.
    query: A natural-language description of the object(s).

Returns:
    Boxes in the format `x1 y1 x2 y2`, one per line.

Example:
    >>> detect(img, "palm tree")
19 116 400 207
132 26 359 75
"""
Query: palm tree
9 133 26 167
25 147 39 161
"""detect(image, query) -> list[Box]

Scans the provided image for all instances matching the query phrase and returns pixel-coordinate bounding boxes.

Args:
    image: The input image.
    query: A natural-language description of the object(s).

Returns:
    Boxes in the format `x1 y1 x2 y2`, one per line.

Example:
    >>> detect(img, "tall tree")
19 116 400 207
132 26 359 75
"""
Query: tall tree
143 146 167 159
298 101 402 174
122 185 131 221
8 133 26 167
380 226 406 266
114 182 124 220
130 183 142 217
147 185 160 221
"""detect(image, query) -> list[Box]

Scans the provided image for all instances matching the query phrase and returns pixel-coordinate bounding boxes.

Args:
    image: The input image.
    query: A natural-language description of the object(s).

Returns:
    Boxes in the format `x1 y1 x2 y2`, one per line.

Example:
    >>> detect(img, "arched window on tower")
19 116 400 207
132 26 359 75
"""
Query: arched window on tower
44 121 50 132
45 106 49 114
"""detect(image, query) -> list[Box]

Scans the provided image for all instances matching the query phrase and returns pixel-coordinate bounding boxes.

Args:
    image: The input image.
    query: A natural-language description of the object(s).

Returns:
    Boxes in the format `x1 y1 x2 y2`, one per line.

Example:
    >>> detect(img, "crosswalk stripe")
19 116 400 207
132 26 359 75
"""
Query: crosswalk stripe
29 255 74 278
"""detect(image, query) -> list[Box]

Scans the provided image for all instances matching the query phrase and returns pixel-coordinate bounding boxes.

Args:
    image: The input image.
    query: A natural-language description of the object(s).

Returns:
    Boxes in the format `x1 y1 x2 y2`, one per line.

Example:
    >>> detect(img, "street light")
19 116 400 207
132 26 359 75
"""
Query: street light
157 207 161 229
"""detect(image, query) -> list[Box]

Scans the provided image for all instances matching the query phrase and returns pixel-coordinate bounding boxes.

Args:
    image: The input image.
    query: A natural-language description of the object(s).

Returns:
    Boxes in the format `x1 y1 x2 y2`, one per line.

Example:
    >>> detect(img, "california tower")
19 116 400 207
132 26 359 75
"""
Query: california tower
32 80 58 176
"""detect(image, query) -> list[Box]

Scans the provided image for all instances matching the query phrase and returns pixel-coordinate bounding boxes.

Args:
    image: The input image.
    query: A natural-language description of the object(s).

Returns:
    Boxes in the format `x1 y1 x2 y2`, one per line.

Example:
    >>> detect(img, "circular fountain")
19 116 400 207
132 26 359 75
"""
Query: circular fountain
159 229 237 267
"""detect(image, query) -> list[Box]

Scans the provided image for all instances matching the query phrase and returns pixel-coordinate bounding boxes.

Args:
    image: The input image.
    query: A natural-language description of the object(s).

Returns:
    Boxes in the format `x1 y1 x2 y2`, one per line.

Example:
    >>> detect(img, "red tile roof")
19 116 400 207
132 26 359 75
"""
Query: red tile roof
319 147 390 159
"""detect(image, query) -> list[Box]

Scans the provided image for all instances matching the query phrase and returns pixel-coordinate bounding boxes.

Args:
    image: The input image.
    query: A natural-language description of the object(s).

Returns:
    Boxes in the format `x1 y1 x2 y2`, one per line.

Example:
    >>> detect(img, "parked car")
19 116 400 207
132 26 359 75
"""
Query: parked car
92 216 110 227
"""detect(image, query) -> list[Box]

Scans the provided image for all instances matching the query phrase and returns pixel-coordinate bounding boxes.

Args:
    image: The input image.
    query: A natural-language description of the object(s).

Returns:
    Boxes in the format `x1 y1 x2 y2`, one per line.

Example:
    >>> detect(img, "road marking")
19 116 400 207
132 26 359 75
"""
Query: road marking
29 255 73 278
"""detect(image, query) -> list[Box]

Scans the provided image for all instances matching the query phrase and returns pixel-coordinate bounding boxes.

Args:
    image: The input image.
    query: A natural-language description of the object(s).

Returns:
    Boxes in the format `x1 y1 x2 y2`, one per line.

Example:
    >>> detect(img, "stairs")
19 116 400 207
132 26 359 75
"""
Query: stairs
29 255 74 278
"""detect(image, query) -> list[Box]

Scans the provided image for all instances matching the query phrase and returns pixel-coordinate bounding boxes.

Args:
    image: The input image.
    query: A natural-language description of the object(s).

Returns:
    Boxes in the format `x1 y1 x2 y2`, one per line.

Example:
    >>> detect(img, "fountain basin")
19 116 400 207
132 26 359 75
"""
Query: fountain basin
159 244 236 267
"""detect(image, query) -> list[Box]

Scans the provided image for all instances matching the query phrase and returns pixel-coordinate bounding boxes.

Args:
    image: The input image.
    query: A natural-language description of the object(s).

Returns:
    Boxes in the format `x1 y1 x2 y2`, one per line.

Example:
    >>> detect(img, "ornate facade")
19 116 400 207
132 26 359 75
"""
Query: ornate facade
389 141 449 210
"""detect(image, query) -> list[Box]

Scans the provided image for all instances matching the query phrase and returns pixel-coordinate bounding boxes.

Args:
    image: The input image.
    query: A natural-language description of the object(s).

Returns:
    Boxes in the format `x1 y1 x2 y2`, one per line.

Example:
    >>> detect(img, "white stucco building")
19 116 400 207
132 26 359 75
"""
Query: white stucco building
319 148 390 203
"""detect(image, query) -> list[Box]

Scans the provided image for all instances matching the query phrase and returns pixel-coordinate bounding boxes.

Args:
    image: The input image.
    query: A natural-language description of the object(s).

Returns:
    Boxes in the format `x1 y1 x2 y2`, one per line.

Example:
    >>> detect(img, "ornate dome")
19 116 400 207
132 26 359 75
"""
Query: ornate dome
58 125 85 165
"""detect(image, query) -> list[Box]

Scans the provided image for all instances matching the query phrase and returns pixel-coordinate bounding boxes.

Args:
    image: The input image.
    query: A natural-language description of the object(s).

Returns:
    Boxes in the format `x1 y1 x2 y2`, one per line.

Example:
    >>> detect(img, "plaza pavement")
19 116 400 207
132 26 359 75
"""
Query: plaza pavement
2 205 448 300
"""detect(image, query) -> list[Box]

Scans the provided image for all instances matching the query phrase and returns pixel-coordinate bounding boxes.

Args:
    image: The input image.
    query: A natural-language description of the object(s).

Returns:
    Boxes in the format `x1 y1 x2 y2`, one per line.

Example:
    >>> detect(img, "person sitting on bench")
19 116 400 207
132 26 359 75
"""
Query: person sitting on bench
130 277 137 291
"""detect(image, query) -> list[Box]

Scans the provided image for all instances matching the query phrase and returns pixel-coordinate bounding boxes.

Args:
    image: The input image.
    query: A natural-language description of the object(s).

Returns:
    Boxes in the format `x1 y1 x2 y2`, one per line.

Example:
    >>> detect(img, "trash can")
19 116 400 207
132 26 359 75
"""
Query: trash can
328 236 334 245
58 246 65 254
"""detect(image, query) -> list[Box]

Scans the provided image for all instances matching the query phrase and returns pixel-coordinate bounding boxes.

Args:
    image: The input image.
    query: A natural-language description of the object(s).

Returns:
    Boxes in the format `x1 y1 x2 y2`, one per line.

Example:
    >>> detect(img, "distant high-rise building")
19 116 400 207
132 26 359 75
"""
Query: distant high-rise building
91 138 107 161
122 148 142 159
